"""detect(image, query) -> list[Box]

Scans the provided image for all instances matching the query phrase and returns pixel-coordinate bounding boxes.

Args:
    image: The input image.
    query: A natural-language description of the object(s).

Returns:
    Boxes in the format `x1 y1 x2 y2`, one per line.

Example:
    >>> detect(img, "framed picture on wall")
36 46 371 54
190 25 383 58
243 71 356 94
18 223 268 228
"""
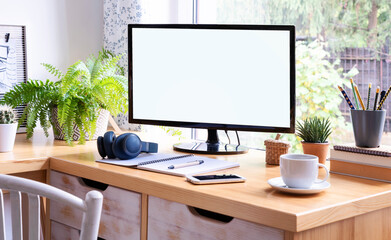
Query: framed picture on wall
0 25 27 132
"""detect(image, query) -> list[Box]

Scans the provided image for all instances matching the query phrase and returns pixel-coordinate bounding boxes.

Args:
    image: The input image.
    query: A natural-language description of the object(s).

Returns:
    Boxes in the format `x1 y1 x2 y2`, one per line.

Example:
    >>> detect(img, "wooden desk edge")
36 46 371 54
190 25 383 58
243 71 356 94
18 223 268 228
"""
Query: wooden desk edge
49 156 299 232
48 156 391 233
1 157 49 174
296 190 391 231
5 151 391 233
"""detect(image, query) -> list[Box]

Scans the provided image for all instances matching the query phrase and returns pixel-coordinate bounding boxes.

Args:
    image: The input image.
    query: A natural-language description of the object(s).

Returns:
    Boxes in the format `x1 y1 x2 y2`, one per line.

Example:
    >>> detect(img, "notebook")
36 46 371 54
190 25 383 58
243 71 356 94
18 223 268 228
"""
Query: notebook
96 153 240 177
333 144 391 157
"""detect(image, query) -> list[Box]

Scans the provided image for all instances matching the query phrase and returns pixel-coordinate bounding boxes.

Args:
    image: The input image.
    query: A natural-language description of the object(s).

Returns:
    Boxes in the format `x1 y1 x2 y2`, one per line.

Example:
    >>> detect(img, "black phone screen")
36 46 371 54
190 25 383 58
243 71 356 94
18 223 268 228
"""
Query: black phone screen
193 174 241 180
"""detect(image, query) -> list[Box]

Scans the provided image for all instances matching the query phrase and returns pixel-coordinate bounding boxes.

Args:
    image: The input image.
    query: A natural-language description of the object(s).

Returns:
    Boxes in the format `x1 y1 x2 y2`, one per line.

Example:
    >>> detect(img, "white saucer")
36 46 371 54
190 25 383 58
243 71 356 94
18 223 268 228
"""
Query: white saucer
267 177 330 194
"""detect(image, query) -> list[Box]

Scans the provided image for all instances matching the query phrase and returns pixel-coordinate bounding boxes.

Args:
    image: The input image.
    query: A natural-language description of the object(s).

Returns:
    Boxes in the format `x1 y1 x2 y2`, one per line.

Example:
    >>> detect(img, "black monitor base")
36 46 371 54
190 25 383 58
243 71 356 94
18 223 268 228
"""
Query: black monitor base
173 129 248 155
173 142 248 155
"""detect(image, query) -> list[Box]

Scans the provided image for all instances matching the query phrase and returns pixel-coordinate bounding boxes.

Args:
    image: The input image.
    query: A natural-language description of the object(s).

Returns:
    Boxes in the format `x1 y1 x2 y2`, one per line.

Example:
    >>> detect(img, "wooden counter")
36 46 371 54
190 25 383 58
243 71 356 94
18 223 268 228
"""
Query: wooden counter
2 130 391 239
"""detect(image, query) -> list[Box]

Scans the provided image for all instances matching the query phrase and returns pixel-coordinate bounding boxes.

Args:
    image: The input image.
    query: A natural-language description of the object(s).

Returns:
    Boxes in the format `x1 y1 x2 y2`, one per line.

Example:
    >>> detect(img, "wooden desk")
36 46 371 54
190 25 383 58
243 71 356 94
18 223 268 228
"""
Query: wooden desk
2 131 391 239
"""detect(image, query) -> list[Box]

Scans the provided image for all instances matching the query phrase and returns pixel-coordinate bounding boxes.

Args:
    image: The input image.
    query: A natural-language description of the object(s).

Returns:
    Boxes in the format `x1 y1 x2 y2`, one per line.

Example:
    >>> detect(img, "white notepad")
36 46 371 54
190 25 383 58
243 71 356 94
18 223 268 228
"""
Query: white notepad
96 153 239 177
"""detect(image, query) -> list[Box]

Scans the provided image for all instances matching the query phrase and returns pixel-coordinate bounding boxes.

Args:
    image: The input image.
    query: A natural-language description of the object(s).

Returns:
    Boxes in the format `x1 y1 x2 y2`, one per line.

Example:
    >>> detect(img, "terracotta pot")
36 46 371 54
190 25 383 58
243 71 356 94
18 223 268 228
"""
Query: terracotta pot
301 142 329 165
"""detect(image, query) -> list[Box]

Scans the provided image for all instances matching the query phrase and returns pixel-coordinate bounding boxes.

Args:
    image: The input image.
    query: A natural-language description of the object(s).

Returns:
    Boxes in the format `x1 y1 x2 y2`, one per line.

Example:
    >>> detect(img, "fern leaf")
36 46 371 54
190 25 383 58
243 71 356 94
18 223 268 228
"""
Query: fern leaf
74 113 84 144
25 103 40 139
87 55 103 81
61 61 91 94
38 107 51 138
101 49 126 76
41 63 64 79
85 54 97 74
95 54 123 80
62 100 78 145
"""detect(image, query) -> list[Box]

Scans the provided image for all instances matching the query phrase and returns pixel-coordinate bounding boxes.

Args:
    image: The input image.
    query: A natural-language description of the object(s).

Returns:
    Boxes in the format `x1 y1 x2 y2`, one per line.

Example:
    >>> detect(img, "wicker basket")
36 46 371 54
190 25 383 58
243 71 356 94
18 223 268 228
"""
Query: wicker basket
264 134 291 165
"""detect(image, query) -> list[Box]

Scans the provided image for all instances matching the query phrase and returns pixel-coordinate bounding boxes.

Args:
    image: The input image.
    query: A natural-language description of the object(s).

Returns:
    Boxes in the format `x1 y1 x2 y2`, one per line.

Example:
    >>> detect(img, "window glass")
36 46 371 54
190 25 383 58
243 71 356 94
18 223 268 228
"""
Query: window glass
141 0 193 24
195 0 391 151
139 0 391 151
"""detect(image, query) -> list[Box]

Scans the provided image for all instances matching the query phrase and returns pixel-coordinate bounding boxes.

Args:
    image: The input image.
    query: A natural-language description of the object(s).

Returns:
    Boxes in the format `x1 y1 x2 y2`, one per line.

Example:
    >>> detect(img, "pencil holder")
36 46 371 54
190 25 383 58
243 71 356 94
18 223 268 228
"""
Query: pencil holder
351 109 386 148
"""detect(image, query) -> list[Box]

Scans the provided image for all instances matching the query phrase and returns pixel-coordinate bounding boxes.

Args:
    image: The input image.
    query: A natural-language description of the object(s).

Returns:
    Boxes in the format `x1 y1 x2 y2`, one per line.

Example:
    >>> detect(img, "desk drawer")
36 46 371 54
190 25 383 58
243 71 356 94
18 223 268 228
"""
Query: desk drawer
50 170 141 239
148 196 283 240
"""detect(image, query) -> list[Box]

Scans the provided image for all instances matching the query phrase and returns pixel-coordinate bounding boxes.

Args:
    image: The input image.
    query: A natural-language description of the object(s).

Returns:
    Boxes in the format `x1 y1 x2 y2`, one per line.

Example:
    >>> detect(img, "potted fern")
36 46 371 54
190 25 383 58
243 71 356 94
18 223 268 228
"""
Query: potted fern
1 50 127 145
0 106 18 152
296 117 332 164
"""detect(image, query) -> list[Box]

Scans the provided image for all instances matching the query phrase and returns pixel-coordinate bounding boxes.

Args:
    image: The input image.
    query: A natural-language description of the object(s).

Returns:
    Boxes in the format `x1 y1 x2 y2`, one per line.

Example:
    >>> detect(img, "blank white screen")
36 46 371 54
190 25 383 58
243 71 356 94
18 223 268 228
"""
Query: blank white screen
132 28 291 128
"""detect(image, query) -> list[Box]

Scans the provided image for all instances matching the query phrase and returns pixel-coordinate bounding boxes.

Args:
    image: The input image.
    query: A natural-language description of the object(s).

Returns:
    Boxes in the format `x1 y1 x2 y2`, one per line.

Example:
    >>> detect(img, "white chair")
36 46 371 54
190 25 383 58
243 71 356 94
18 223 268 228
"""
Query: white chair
0 174 103 240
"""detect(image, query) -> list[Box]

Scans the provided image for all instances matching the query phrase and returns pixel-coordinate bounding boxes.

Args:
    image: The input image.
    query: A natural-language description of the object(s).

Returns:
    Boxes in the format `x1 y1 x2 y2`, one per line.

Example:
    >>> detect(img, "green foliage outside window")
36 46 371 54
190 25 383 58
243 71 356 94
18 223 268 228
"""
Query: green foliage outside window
217 0 391 54
276 40 358 152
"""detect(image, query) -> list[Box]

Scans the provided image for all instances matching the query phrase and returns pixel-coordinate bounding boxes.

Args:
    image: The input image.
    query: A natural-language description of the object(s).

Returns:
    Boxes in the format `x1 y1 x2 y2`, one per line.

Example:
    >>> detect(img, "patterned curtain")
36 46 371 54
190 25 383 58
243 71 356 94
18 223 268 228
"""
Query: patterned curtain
103 0 144 131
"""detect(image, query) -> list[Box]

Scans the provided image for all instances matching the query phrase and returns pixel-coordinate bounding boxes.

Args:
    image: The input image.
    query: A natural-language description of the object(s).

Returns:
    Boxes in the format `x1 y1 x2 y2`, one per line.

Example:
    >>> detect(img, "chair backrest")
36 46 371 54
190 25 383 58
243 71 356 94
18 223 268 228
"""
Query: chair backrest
0 174 103 240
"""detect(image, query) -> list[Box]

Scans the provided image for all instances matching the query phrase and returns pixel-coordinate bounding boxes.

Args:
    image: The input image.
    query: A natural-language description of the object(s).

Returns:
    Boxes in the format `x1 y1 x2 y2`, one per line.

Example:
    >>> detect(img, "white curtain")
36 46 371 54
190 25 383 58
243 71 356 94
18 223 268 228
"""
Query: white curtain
103 0 144 130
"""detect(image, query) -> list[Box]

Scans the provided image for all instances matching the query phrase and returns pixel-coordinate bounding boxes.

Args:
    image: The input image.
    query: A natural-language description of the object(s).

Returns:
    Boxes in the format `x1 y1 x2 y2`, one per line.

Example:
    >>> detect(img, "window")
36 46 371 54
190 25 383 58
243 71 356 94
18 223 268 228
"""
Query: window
139 0 391 151
140 0 193 24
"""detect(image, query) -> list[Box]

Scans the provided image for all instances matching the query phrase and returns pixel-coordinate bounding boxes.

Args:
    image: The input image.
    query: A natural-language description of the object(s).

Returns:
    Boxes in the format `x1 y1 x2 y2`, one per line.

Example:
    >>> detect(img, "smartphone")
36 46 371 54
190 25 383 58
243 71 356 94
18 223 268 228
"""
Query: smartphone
186 174 246 185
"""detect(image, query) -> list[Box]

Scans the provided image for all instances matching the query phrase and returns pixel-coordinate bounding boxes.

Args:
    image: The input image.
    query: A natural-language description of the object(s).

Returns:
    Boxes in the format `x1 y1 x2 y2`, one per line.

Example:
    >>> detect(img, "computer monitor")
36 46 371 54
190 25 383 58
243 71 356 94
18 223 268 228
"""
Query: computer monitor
128 24 295 154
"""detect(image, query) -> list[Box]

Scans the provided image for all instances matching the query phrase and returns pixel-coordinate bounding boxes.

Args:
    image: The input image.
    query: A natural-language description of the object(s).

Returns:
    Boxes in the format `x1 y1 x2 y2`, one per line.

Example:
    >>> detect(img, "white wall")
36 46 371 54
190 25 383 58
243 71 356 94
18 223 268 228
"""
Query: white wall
0 0 103 81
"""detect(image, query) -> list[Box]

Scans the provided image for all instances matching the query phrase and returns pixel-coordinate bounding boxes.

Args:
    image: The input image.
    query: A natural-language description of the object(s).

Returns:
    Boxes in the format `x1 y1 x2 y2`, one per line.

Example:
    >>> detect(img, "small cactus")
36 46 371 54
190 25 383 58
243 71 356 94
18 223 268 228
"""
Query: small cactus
0 105 16 124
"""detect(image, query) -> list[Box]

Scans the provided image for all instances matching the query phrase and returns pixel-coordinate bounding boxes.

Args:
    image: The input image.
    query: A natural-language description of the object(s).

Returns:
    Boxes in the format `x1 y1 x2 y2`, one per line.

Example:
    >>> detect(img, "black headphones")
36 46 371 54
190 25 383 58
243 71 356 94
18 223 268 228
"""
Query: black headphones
97 131 158 160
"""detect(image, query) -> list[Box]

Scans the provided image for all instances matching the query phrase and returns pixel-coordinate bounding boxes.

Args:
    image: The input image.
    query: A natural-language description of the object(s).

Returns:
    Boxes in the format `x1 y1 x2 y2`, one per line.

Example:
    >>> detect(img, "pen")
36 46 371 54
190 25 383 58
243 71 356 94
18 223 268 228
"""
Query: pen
338 85 355 110
377 85 391 110
373 86 380 110
366 83 371 110
168 160 204 169
350 79 360 110
378 90 386 110
354 85 366 110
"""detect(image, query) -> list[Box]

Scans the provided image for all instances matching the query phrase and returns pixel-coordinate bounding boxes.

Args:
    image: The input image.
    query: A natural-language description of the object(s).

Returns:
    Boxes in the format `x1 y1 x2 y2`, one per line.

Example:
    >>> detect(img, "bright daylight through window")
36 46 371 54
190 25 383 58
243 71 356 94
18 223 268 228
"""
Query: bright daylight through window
140 0 391 152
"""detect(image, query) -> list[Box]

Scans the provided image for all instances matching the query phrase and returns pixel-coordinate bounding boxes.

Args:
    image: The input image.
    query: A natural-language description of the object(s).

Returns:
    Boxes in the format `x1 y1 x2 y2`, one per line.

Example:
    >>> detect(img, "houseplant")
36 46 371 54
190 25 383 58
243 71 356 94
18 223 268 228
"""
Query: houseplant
296 117 332 164
0 50 127 145
0 105 18 152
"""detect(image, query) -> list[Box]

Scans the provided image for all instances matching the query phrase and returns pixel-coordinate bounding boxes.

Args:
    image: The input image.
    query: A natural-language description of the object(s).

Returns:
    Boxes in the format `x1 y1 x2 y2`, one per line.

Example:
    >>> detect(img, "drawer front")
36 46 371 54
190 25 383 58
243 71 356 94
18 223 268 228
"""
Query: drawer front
51 221 80 240
50 170 141 239
148 196 284 240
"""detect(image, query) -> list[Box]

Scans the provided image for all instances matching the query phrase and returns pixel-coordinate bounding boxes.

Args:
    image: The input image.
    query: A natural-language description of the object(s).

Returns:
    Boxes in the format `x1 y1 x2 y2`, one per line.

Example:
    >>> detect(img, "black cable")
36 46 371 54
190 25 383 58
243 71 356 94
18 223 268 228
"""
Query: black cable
235 131 241 145
224 130 231 144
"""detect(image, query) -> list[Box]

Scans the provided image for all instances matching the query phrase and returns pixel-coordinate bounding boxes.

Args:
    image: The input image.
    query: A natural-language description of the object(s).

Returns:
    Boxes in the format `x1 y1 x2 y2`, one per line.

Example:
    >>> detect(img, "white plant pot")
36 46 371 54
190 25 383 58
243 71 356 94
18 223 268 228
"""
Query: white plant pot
0 123 18 152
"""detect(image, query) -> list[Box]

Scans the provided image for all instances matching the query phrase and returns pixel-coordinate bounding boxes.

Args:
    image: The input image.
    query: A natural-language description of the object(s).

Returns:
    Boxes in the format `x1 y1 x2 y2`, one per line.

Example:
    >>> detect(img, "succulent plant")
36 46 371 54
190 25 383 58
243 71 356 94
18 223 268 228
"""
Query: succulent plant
0 105 16 124
296 117 332 143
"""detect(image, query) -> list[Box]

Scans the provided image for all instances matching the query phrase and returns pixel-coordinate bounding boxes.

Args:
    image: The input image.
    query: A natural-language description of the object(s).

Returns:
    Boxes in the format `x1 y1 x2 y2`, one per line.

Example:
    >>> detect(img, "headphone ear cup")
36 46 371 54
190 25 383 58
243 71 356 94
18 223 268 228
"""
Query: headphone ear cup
122 133 143 159
103 131 116 159
112 133 139 160
97 136 106 158
111 133 155 160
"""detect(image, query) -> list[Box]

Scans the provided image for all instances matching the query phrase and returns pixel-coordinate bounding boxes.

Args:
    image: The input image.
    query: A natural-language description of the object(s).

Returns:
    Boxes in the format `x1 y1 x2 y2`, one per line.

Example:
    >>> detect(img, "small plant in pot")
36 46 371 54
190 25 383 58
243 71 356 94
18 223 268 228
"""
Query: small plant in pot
0 106 18 152
0 50 127 145
296 117 332 164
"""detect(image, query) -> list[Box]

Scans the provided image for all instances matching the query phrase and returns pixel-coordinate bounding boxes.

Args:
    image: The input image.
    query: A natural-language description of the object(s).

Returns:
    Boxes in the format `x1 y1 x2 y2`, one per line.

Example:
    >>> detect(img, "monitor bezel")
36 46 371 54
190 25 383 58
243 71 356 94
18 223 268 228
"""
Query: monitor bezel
128 24 295 133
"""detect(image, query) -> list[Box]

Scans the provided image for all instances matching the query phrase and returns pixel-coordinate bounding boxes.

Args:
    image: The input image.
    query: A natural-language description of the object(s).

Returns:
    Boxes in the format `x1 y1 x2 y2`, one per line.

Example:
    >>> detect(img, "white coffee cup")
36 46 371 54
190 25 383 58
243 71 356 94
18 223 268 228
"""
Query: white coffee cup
280 153 329 189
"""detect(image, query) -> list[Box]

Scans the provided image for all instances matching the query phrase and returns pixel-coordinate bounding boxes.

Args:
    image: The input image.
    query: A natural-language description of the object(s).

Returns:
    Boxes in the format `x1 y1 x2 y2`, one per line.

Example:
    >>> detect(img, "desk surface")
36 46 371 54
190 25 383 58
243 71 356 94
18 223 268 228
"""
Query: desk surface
2 131 391 233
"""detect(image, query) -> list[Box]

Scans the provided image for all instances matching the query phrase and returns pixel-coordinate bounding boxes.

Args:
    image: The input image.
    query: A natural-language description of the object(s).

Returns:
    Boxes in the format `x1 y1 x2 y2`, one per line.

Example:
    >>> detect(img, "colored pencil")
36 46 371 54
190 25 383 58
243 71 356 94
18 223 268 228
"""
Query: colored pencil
338 85 355 109
350 79 360 110
377 85 391 110
366 83 371 110
373 87 380 110
378 90 386 110
354 85 366 110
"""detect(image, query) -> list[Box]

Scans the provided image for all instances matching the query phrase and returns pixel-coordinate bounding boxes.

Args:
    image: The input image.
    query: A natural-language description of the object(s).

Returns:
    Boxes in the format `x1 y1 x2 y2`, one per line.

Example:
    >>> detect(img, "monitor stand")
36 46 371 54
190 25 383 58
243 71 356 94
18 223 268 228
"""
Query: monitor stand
173 129 248 155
